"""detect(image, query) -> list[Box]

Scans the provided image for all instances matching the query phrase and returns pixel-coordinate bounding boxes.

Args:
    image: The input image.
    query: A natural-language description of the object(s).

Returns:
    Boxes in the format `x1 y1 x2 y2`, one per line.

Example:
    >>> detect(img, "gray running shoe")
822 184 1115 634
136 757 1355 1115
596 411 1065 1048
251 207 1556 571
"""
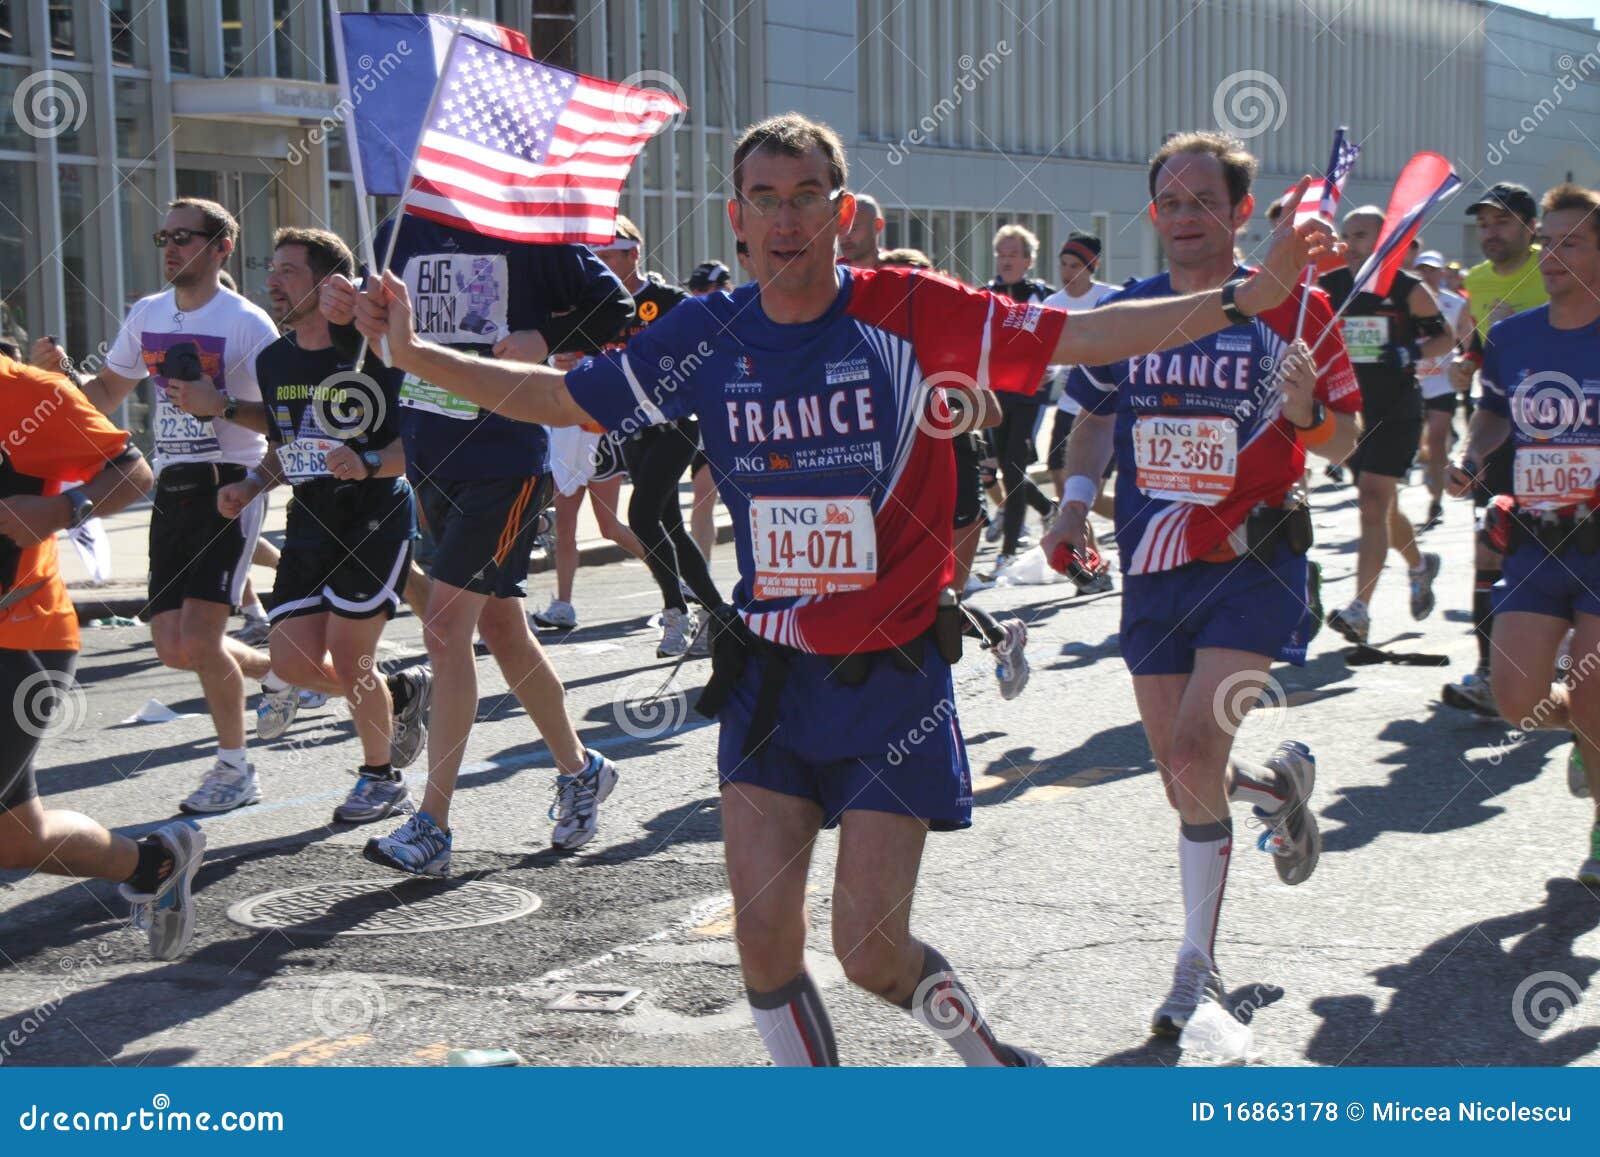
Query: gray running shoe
180 760 261 815
549 750 618 850
993 619 1030 701
388 666 433 769
1257 740 1320 886
334 773 414 825
1152 952 1227 1038
119 821 207 961
256 684 299 740
658 607 693 657
1409 552 1441 621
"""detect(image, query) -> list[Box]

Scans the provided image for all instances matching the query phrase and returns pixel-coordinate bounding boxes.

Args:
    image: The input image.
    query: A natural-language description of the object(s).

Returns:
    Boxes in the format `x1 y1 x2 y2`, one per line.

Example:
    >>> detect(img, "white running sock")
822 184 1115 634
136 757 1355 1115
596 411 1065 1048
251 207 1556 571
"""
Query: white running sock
1179 819 1233 964
261 671 289 692
217 746 249 771
243 600 267 621
747 971 838 1066
1228 758 1287 815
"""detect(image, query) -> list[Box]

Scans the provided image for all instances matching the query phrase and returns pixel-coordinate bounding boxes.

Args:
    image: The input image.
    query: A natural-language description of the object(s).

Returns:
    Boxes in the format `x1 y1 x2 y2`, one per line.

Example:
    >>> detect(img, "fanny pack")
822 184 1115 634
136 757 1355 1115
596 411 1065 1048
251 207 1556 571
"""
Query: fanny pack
1241 501 1314 562
157 461 247 494
1490 501 1600 557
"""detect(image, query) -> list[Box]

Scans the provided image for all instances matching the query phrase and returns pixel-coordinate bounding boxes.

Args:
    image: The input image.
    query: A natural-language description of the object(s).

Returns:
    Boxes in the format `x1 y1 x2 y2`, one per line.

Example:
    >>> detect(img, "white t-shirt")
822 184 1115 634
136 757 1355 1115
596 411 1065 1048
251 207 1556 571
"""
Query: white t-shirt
105 287 277 473
1044 280 1118 415
1417 286 1467 400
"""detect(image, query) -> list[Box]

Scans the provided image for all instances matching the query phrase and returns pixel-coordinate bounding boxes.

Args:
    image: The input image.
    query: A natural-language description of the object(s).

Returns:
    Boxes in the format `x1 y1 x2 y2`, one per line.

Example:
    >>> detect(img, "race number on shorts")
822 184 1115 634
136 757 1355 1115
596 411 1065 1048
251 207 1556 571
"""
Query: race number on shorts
748 496 876 599
1132 415 1238 506
276 437 343 484
1514 445 1600 510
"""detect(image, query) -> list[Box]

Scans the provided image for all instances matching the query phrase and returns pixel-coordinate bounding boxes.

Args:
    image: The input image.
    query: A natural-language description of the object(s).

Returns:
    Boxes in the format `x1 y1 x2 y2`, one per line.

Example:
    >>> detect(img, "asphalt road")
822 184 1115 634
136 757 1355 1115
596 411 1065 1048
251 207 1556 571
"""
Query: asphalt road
4 479 1600 1068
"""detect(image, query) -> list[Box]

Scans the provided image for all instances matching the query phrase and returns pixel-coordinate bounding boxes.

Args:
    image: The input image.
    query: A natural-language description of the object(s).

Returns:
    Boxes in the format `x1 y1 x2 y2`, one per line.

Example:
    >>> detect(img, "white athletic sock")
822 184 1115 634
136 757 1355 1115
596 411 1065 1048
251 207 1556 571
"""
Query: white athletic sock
217 746 249 771
1179 819 1233 965
901 945 1019 1067
747 971 838 1066
261 671 289 692
1228 757 1287 815
242 600 267 621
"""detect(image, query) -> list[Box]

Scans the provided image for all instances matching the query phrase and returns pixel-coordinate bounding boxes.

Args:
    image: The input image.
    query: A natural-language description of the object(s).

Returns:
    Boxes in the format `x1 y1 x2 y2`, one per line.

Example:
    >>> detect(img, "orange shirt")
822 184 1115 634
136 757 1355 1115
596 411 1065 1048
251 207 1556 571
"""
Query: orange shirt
1 361 131 652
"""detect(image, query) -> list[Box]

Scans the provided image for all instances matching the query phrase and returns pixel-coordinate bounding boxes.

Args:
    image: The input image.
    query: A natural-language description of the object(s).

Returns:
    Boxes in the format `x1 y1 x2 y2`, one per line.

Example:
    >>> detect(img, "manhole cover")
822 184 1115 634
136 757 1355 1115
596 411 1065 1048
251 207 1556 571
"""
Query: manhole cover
227 879 541 936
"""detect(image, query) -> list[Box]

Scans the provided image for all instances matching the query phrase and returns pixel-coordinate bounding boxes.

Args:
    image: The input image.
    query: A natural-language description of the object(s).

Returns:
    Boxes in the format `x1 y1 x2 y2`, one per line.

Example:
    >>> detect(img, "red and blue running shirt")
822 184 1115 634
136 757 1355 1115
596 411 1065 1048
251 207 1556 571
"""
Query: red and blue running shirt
1066 270 1359 575
565 266 1065 653
1478 305 1600 512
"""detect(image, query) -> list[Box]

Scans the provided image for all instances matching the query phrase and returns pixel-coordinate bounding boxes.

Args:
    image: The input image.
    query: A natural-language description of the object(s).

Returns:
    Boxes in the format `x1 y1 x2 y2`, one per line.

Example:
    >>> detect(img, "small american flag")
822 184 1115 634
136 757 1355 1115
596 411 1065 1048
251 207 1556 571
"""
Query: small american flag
406 35 684 244
1292 127 1361 276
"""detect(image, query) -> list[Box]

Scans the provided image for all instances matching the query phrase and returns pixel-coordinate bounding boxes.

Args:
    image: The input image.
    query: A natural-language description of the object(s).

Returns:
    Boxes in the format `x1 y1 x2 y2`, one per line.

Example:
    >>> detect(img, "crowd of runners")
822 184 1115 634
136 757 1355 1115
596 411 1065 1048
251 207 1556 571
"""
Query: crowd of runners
3 109 1599 1064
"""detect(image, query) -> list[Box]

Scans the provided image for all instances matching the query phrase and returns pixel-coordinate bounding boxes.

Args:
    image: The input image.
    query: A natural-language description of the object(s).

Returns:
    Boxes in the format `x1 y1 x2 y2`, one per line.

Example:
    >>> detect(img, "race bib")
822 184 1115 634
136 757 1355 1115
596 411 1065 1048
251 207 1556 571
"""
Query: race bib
1132 415 1238 506
1514 446 1600 510
399 373 480 420
1342 316 1389 364
276 437 343 484
748 496 876 599
402 253 509 344
154 390 221 462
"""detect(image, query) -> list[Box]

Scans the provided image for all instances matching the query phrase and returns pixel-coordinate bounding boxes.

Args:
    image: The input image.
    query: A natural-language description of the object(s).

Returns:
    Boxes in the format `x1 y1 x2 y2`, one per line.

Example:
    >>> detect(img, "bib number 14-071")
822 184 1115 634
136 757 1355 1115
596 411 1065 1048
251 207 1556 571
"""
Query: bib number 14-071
749 496 876 599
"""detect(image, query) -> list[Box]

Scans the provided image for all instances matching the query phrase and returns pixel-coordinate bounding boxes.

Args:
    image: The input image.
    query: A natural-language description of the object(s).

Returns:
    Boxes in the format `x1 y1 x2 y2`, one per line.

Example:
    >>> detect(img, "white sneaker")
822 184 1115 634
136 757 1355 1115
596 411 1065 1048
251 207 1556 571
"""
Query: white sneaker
658 607 693 657
118 821 206 961
1326 601 1370 645
297 689 328 709
180 760 261 815
532 599 577 630
687 611 711 657
1152 952 1226 1037
1256 740 1320 886
992 619 1030 700
256 684 299 740
549 750 618 850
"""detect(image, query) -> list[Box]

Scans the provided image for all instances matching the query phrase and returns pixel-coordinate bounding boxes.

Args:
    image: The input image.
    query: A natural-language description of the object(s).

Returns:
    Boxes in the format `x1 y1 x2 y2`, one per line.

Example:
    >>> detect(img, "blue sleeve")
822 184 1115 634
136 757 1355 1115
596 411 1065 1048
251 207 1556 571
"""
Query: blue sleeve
1067 362 1119 416
1477 325 1508 417
531 244 635 354
563 301 705 435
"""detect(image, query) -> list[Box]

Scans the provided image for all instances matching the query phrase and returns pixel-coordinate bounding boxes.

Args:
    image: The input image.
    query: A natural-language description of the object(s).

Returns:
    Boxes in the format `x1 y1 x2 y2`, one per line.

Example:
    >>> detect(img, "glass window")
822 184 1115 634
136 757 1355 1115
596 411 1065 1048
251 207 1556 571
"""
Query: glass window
168 0 190 73
57 163 99 357
118 166 161 307
8 65 96 155
222 0 245 76
114 78 153 159
48 0 90 62
0 161 42 350
109 0 142 67
0 0 24 57
329 181 359 257
274 0 297 78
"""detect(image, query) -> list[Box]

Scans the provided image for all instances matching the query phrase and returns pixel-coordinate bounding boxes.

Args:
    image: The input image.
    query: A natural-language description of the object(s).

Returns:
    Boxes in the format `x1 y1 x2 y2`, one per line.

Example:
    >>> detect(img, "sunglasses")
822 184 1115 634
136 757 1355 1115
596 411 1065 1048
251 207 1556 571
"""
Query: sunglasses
153 228 220 249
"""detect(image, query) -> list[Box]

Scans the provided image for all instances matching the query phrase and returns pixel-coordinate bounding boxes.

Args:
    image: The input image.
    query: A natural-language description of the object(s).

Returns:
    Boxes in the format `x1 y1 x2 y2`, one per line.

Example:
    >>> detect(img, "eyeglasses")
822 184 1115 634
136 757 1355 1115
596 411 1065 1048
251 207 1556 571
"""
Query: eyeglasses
153 228 219 249
738 187 843 217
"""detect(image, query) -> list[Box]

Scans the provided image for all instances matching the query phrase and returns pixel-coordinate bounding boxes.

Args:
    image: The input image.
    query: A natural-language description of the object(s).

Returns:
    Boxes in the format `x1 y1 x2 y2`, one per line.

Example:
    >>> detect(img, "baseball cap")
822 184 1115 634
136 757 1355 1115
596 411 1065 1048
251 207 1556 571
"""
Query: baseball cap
1414 249 1445 269
687 260 732 291
1466 182 1537 222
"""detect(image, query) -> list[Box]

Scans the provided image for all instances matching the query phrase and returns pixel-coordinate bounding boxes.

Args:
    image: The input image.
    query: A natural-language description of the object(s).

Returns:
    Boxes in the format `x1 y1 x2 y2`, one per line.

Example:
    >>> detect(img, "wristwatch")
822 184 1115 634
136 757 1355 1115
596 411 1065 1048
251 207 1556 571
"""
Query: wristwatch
1288 400 1327 431
361 450 383 478
65 488 95 529
219 393 238 422
1220 278 1254 325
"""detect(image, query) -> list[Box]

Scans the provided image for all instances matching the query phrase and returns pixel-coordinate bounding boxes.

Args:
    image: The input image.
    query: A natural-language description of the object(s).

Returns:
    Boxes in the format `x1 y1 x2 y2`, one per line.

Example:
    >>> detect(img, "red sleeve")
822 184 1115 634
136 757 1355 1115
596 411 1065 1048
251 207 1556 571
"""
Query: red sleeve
2 362 131 482
844 267 1067 395
1257 281 1362 414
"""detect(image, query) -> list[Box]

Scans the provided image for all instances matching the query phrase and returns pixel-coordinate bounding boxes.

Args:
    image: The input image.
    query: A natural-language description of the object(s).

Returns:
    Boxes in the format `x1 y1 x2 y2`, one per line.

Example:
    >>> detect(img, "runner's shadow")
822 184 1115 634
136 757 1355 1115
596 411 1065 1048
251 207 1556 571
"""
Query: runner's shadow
1305 879 1600 1065
1319 704 1561 855
1047 632 1123 672
578 796 722 866
972 720 1152 809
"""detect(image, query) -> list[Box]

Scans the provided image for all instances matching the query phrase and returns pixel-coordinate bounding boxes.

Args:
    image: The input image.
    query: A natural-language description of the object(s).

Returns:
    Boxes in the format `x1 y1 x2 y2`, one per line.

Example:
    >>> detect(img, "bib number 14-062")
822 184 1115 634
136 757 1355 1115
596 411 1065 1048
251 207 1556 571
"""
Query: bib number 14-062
1514 445 1600 510
749 496 876 599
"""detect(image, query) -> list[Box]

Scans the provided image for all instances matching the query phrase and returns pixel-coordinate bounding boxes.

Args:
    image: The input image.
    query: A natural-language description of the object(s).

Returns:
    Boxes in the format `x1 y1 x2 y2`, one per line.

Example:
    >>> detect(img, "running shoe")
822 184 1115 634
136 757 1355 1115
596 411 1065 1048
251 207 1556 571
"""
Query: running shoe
658 607 693 658
1079 569 1115 595
983 514 1003 544
298 690 328 709
687 612 711 657
1409 552 1441 621
961 574 994 595
1006 1046 1048 1067
232 615 271 647
388 666 433 769
549 750 618 850
1326 602 1370 645
1323 463 1346 485
993 619 1030 700
119 821 206 961
1152 952 1227 1038
256 684 299 740
1580 826 1600 887
1569 742 1591 799
1442 669 1498 717
364 811 452 877
179 760 261 815
532 599 577 630
1256 740 1320 886
988 554 1014 582
334 772 414 825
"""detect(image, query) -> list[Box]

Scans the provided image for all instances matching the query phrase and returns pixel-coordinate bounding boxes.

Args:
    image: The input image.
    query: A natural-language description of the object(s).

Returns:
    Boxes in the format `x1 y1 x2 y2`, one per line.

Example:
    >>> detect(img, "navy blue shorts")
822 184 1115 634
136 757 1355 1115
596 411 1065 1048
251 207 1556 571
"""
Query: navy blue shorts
717 636 972 831
1121 548 1309 676
1494 541 1600 620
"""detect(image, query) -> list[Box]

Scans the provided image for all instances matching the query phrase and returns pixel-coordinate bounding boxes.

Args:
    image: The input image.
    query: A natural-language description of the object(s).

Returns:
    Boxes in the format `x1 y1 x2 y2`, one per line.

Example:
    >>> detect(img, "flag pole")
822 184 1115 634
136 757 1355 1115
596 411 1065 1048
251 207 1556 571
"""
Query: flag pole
353 24 464 369
329 0 389 364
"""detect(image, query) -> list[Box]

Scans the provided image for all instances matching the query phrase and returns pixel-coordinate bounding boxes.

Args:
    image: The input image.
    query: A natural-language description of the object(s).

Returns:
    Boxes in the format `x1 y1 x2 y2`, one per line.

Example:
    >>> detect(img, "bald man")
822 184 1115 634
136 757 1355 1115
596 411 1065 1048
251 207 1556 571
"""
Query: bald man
839 193 884 269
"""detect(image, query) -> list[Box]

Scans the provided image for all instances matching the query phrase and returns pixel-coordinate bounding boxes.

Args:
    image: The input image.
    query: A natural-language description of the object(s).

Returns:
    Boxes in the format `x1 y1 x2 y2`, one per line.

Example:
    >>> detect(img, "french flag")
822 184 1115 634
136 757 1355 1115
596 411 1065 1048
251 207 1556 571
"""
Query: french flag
332 11 531 198
1351 152 1462 299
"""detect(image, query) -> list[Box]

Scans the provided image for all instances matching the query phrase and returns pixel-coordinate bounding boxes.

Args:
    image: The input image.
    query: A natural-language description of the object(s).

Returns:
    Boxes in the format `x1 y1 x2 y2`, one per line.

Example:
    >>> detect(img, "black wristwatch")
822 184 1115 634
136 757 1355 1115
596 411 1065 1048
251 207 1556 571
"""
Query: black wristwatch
65 488 95 529
1220 278 1254 325
219 393 238 422
1289 400 1327 431
361 450 383 478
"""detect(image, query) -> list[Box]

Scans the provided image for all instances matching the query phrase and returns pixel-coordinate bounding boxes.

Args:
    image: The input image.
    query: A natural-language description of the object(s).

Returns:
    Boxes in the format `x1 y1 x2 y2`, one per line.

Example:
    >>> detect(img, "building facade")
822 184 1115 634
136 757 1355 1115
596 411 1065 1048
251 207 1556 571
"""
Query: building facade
1 0 1596 397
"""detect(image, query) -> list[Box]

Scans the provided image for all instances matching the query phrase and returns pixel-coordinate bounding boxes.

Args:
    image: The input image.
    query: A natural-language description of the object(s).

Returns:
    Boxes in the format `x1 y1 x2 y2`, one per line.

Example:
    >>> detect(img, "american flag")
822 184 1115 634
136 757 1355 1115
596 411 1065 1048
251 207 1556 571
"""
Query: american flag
1291 127 1360 276
405 35 684 244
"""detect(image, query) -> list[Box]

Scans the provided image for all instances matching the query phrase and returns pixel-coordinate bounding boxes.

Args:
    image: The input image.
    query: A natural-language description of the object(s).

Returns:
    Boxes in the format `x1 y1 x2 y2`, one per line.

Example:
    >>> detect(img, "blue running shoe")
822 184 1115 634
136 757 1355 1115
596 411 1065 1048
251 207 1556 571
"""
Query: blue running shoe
365 811 451 877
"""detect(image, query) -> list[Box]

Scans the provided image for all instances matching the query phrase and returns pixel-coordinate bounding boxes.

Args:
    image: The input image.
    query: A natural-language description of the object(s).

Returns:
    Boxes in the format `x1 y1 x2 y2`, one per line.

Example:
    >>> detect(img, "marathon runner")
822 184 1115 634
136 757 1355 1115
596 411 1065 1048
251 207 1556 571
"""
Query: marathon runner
0 356 204 960
351 113 1334 1064
838 192 884 270
1411 248 1470 529
1445 183 1600 882
1319 204 1451 645
76 198 285 814
1442 183 1550 717
214 228 431 825
1045 131 1360 1038
322 212 633 870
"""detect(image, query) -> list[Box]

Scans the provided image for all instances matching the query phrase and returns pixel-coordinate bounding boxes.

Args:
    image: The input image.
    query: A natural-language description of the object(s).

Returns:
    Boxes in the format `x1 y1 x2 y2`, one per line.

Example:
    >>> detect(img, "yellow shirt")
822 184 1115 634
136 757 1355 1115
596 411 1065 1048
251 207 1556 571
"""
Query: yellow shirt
1463 249 1548 341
